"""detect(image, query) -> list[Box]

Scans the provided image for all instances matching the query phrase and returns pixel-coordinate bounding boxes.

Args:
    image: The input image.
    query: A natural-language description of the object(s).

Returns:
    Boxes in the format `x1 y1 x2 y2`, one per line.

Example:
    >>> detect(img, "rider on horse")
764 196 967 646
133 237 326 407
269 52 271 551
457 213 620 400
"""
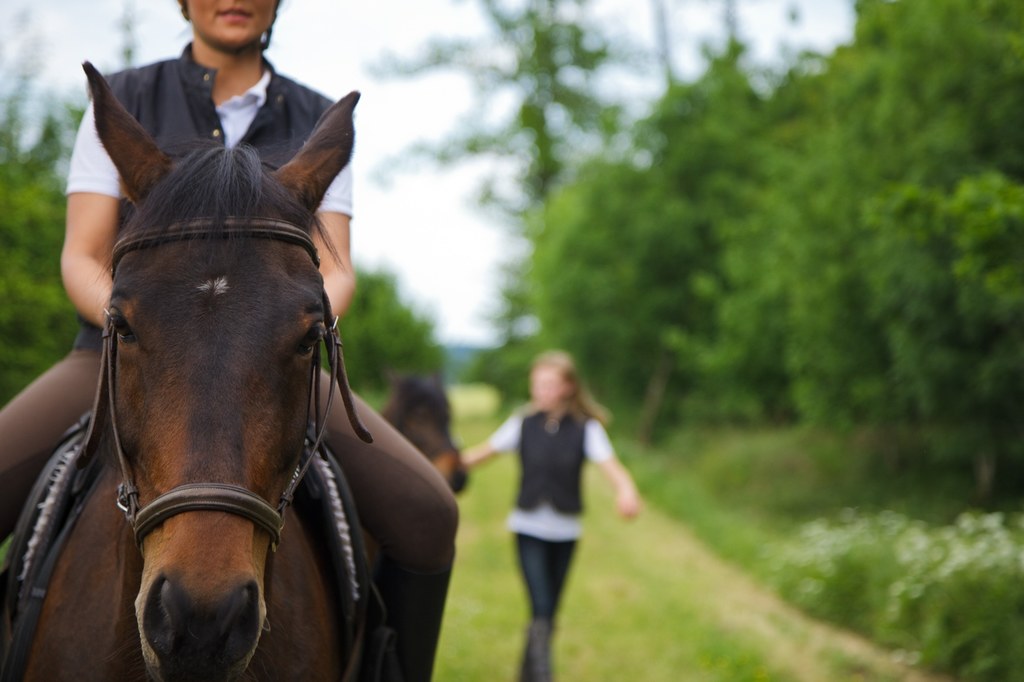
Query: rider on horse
0 3 456 680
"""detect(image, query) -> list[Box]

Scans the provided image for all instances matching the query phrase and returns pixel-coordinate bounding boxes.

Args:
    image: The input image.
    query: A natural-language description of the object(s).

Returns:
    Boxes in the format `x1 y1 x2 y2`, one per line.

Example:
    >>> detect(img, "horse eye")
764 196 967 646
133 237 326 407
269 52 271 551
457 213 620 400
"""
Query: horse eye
109 312 137 344
297 324 325 355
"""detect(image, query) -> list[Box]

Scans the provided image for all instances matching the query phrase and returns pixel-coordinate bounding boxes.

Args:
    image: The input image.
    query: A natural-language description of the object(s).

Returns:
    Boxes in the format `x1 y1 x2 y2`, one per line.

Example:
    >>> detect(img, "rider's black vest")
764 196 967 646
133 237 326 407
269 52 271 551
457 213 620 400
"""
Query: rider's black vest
516 412 587 514
73 45 332 352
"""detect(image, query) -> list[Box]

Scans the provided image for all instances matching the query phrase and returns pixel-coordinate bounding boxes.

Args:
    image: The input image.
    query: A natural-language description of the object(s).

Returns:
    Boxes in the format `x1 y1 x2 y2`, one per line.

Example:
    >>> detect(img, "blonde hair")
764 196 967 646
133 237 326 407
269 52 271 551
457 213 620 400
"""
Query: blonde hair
531 350 611 426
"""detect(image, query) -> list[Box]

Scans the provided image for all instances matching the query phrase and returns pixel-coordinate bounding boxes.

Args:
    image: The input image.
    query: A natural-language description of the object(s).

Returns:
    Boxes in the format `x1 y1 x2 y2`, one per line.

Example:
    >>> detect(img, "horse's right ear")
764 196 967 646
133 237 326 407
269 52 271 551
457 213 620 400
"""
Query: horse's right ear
83 61 172 203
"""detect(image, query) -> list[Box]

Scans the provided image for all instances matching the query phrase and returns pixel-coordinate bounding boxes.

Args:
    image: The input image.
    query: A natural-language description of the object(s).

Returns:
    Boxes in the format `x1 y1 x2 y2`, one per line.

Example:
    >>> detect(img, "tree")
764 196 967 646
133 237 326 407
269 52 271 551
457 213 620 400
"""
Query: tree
753 0 1024 426
373 0 631 213
531 42 770 437
0 48 81 403
865 174 1024 500
374 0 639 392
340 267 445 393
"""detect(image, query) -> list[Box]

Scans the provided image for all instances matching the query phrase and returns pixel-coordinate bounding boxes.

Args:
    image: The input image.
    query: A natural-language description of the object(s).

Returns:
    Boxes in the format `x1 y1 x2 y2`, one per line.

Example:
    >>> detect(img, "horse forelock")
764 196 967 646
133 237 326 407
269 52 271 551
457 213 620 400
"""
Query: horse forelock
121 141 316 245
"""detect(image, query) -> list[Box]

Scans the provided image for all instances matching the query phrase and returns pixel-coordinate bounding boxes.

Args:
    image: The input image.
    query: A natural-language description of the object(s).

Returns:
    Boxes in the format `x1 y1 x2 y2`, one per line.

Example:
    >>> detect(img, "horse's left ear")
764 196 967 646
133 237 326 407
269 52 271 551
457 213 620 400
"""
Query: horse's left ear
83 62 172 203
275 91 360 212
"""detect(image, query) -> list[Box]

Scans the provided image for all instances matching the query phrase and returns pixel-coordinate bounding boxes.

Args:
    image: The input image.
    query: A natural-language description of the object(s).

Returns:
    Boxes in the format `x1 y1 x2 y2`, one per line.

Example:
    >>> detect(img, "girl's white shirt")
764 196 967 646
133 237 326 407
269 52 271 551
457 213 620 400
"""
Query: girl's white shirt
488 413 613 541
66 69 353 216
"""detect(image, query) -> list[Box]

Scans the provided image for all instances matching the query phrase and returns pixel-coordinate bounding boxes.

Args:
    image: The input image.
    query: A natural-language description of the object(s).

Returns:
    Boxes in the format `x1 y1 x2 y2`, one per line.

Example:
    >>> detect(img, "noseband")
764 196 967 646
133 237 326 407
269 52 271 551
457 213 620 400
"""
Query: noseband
80 217 372 551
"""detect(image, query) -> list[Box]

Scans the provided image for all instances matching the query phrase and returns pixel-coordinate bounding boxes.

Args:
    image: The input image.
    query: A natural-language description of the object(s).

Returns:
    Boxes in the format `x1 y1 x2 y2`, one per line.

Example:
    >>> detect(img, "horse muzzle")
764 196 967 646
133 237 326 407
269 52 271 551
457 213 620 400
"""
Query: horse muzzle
140 572 264 682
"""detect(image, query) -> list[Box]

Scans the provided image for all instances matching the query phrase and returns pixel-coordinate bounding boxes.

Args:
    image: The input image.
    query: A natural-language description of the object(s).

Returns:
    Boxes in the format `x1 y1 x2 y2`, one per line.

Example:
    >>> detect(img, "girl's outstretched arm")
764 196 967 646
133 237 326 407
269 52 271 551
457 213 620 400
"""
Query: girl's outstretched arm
462 442 499 469
597 457 642 519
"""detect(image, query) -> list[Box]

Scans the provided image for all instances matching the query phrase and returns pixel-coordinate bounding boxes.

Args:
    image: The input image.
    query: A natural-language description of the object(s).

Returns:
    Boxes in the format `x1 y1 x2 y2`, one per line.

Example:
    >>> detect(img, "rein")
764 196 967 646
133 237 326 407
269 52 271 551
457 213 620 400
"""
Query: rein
80 217 372 551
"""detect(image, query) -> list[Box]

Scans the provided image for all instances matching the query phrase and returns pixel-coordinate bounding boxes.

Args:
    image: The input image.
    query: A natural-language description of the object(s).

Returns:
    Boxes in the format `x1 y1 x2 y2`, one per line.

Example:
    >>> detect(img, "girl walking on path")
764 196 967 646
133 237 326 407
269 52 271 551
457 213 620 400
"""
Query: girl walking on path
463 350 642 682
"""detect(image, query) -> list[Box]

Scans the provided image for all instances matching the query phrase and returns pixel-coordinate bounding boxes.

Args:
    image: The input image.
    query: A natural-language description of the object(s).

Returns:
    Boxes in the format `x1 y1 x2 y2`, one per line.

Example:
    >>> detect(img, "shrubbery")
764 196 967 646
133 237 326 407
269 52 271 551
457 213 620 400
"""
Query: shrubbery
770 510 1024 681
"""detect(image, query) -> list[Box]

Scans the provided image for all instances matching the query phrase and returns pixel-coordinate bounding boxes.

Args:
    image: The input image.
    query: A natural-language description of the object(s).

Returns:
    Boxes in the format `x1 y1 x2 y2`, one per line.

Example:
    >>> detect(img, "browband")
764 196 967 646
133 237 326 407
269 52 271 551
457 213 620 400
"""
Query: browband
111 217 320 274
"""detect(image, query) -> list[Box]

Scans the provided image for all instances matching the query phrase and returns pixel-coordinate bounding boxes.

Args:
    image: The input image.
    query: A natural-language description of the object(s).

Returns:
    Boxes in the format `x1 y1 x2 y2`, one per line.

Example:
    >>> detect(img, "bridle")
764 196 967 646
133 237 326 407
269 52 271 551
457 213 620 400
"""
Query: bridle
78 217 372 551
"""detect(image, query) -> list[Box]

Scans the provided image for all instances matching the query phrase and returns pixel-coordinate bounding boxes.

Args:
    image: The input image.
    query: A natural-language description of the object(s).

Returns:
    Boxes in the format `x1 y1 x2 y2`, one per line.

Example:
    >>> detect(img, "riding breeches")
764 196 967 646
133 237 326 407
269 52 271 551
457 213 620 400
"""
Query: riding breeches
0 351 458 573
0 350 101 543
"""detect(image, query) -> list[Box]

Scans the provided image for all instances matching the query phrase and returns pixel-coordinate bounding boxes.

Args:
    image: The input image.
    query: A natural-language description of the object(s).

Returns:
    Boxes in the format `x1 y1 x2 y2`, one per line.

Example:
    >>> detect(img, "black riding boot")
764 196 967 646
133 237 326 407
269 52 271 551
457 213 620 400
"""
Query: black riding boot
518 617 553 682
374 558 452 682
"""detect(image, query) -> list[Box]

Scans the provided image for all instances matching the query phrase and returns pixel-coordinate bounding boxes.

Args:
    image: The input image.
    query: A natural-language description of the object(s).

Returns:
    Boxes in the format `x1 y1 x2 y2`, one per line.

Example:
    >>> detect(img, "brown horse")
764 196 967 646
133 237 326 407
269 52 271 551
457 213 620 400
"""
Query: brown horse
3 64 372 682
381 374 468 493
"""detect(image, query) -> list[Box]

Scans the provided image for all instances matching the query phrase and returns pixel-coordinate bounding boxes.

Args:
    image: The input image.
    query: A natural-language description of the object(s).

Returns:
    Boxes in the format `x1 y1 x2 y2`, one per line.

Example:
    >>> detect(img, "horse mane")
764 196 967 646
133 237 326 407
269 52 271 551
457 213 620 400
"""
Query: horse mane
118 140 336 261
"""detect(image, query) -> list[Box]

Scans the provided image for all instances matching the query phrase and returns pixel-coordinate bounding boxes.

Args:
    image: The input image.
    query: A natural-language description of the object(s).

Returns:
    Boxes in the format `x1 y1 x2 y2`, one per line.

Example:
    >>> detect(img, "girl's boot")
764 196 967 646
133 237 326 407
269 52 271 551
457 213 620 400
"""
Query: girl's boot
518 617 552 682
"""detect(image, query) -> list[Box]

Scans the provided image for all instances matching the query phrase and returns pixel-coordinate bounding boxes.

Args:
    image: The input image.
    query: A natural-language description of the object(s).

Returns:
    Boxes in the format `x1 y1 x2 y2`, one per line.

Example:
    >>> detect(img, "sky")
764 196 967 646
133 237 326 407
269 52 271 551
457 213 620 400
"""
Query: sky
2 0 854 346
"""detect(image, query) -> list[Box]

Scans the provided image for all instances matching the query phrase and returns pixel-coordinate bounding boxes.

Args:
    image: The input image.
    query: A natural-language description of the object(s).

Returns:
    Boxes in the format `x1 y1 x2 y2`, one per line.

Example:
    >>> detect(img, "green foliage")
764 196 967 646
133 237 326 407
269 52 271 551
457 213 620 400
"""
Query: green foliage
340 267 444 393
532 44 769 426
0 75 81 403
517 0 1024 499
770 511 1024 681
372 0 642 358
460 335 539 408
770 0 1024 427
864 174 1024 486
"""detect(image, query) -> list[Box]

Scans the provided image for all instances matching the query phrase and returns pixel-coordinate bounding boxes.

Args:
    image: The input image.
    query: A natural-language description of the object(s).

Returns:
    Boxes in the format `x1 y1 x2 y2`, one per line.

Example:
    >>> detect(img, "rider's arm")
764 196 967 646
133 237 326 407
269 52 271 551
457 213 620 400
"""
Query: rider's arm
63 102 120 328
62 193 119 329
316 210 356 319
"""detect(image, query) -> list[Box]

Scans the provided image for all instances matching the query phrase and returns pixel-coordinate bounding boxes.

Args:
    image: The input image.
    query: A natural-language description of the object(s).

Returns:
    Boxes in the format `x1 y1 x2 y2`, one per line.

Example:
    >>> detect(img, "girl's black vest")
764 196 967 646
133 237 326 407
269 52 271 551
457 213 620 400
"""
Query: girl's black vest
73 46 332 352
516 412 587 514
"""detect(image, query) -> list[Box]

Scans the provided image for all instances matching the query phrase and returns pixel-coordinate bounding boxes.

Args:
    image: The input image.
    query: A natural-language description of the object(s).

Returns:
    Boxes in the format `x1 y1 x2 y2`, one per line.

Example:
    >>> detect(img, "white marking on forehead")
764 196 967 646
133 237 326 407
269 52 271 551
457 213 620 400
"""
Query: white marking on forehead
197 276 230 296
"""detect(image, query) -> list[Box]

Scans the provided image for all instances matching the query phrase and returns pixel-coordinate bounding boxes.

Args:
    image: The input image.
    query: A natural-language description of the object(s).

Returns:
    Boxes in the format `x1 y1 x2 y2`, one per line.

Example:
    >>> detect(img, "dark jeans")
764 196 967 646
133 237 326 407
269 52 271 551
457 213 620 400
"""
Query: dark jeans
515 533 577 620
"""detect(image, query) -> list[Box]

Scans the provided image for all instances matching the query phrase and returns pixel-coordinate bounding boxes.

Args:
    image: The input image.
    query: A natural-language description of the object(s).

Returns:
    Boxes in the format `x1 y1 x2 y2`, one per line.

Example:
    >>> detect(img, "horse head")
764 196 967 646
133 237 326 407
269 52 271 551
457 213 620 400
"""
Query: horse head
78 61 363 682
382 372 468 493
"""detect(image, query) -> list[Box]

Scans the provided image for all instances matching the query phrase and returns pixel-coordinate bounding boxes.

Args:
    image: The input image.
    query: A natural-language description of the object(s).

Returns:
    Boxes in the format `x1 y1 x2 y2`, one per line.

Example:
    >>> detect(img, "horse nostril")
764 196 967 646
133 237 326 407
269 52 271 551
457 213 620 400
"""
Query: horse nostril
143 575 190 658
220 580 262 665
219 582 250 637
143 575 262 672
452 469 469 493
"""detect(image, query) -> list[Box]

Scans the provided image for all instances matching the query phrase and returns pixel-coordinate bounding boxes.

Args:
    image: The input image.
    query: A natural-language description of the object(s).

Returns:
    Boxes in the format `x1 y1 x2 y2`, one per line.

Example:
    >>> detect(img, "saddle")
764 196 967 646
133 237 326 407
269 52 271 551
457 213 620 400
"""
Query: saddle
0 414 398 682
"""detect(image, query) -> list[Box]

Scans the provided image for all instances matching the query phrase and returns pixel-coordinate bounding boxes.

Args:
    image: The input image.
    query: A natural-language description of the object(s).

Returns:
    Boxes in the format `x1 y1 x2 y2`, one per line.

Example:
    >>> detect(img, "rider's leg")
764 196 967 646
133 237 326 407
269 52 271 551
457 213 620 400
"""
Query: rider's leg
322 382 458 682
373 554 452 682
0 349 101 541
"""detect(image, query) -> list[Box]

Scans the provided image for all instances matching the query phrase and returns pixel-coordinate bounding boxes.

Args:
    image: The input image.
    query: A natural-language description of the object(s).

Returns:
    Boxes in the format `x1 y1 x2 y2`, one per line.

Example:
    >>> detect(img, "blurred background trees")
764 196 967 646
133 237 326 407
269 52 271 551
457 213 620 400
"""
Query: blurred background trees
443 0 1024 503
3 0 1023 501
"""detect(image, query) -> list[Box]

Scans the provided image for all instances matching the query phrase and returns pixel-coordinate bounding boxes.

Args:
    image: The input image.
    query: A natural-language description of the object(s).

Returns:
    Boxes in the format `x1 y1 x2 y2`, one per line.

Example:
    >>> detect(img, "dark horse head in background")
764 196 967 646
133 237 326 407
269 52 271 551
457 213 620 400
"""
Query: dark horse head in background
381 373 468 493
15 63 368 682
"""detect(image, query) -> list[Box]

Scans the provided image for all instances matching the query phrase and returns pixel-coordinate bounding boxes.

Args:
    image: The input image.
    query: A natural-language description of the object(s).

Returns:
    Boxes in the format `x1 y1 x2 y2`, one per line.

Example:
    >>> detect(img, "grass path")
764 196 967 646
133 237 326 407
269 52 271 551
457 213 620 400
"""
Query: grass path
434 425 954 682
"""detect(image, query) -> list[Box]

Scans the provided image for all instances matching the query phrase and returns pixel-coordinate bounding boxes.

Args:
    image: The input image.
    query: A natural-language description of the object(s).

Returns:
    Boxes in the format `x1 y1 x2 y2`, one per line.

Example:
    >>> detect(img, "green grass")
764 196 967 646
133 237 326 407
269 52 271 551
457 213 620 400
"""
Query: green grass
436 451 787 681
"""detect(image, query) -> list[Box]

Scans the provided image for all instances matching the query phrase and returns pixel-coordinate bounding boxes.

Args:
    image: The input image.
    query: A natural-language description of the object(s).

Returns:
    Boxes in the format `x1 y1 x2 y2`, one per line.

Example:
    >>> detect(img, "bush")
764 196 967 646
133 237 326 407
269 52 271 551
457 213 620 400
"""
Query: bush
770 510 1024 681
